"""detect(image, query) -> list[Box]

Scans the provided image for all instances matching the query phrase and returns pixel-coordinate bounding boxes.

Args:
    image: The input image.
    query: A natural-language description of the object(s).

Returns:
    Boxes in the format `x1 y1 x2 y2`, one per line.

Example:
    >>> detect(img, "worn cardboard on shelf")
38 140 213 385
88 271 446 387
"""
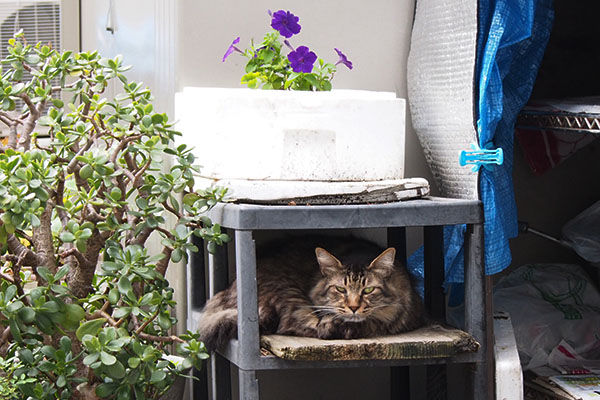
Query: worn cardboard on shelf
197 176 430 205
260 324 479 361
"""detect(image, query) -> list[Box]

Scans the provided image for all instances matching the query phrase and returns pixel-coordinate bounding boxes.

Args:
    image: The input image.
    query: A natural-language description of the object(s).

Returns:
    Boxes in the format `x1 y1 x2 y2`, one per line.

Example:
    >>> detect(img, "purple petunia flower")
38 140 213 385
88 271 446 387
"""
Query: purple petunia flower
287 46 317 73
334 48 353 70
271 10 301 38
222 37 242 62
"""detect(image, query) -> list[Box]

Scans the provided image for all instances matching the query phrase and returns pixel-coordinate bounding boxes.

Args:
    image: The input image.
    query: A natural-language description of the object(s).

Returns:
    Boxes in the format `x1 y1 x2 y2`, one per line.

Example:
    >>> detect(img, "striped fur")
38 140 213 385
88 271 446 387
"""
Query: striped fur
197 236 424 351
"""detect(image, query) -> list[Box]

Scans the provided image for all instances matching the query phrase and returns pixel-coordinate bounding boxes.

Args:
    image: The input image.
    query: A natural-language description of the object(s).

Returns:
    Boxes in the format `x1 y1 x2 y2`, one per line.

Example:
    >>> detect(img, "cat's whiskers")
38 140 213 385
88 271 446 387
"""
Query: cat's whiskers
369 304 394 310
310 309 336 316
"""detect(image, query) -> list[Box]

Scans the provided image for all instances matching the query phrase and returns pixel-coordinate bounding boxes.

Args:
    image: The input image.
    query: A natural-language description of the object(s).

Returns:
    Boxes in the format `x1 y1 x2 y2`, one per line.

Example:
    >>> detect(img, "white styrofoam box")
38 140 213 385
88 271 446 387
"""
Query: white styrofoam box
175 88 405 182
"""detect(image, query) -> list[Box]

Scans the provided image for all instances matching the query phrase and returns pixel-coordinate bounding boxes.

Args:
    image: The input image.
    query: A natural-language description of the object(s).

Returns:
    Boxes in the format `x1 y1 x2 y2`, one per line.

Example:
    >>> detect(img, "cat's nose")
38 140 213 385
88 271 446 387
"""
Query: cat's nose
348 305 359 313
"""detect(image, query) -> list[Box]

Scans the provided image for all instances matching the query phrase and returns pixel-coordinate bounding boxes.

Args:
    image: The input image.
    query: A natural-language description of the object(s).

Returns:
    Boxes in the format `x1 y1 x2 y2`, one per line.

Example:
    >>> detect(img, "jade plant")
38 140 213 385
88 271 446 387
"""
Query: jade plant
0 32 228 399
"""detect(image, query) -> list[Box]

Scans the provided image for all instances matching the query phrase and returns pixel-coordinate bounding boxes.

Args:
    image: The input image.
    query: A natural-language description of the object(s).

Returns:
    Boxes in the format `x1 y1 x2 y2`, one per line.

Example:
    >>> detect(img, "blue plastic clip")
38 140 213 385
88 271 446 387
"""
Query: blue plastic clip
459 143 503 172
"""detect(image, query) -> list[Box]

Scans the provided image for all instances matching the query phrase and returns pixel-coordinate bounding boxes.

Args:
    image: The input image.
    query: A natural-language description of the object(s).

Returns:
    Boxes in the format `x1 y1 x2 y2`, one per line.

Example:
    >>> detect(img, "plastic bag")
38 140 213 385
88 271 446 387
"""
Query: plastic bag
562 200 600 263
494 264 600 370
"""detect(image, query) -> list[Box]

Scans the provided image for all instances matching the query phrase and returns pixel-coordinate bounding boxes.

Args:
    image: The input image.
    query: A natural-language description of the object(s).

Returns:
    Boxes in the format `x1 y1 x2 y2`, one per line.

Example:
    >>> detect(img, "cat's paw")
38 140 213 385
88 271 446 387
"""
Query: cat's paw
315 318 338 339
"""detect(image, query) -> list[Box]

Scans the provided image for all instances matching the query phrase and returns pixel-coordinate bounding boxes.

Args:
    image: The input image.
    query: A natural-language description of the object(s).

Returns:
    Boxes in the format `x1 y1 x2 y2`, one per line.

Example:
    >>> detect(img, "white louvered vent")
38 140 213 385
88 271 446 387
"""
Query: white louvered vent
0 1 60 117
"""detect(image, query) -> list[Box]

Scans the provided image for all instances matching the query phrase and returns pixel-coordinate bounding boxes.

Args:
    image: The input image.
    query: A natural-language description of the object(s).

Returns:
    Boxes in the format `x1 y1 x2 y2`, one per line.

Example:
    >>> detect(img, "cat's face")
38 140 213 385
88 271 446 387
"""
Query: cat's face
311 247 398 323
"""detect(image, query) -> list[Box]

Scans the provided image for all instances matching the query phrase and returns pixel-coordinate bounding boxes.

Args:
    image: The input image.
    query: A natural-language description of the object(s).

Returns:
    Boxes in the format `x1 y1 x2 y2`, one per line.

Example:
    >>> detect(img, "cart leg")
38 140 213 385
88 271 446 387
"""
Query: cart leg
238 369 260 400
424 225 447 400
388 227 411 400
464 223 490 399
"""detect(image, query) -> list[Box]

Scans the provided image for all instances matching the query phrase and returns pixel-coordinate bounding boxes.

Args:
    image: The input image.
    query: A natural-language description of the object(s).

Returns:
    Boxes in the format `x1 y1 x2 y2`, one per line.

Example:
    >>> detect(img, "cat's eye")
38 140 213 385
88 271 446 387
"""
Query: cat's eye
335 286 347 293
362 287 375 294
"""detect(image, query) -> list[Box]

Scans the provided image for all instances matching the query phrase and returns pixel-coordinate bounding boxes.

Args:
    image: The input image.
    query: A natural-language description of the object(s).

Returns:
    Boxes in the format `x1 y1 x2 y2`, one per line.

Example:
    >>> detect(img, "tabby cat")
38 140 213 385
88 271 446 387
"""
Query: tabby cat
197 236 424 351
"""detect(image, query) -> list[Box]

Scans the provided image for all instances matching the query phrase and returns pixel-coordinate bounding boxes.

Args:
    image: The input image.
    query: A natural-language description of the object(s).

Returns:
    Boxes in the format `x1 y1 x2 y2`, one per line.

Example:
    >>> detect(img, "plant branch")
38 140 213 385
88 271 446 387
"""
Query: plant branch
129 225 153 247
135 310 159 335
54 172 70 228
17 94 44 151
7 124 18 150
110 134 142 165
60 248 88 268
10 263 31 307
87 310 124 328
5 234 41 267
137 332 184 344
31 203 58 273
83 204 106 224
133 159 151 187
155 247 173 277
162 201 182 219
14 229 33 245
0 326 12 354
66 135 96 175
0 271 14 283
116 163 136 185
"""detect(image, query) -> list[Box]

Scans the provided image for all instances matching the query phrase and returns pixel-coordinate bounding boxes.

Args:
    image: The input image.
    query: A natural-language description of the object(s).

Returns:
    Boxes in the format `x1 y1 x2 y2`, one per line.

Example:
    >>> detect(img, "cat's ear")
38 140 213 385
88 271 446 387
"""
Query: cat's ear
368 248 396 276
315 247 343 276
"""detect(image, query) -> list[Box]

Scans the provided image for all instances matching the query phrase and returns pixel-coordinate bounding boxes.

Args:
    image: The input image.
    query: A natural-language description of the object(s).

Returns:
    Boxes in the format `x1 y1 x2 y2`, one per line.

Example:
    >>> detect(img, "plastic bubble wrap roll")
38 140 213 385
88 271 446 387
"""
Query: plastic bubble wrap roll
407 0 479 200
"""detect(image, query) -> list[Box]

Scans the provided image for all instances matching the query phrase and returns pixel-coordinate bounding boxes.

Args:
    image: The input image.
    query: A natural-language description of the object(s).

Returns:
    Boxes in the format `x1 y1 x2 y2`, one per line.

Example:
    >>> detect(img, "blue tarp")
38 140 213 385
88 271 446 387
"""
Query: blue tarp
408 0 553 296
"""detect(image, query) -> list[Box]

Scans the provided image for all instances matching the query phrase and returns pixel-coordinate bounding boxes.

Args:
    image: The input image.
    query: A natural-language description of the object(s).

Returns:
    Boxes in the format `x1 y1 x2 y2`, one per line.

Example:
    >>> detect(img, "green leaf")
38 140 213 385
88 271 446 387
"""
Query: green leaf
157 313 171 330
175 224 188 239
35 313 54 334
83 352 99 366
4 284 17 302
108 288 120 305
7 300 24 313
100 351 116 366
37 267 53 283
38 360 56 372
110 187 122 201
18 307 35 324
304 74 319 87
54 265 69 280
56 374 67 388
105 360 126 379
41 345 56 358
141 115 152 128
151 113 163 125
117 276 134 299
40 300 60 313
64 303 86 324
60 231 75 243
60 336 72 353
150 369 166 384
116 386 131 400
18 348 34 364
52 98 64 108
76 318 106 340
96 383 118 398
112 307 131 319
171 248 183 263
79 164 93 180
127 357 140 369
9 317 22 342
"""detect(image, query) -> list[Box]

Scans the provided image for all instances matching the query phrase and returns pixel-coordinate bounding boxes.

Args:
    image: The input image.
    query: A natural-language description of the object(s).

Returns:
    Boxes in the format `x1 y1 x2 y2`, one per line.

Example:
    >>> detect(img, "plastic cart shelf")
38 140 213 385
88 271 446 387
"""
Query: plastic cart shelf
187 197 488 400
